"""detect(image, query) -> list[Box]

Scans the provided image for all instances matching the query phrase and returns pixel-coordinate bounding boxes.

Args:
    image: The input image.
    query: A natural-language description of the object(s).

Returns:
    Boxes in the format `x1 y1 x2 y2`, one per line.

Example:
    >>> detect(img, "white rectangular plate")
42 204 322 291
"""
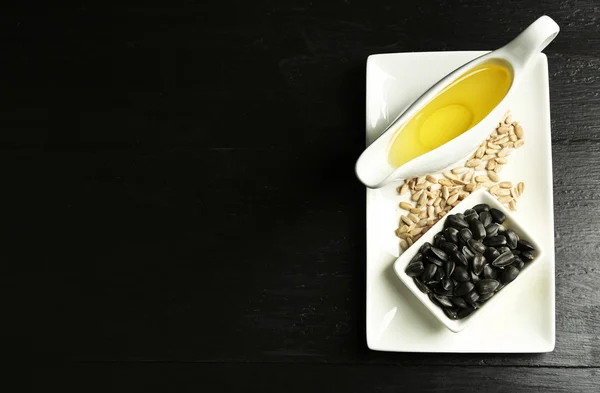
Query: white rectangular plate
366 51 555 352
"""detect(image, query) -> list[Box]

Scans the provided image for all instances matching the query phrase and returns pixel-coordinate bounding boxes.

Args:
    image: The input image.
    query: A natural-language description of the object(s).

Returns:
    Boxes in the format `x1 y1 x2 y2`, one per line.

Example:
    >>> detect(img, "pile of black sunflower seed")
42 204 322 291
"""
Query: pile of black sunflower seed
404 203 537 320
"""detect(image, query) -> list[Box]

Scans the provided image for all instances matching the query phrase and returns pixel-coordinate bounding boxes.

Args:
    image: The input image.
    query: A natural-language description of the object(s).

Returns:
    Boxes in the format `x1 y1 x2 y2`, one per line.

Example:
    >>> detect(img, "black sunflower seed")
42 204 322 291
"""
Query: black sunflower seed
490 208 506 224
405 261 424 276
482 264 499 280
433 233 445 248
521 250 535 261
446 214 469 229
443 307 458 320
485 223 500 237
469 219 486 240
462 245 476 260
465 213 479 222
429 293 442 307
452 266 470 282
455 213 466 220
495 283 505 292
491 251 515 267
484 247 500 262
451 250 468 267
410 252 424 264
497 246 511 255
445 260 455 277
512 257 525 269
457 306 476 319
420 242 432 254
413 277 430 294
476 279 499 294
450 296 469 308
484 235 507 247
433 294 454 308
464 209 476 216
499 265 520 284
478 292 495 302
443 227 459 243
426 254 444 267
505 229 519 249
454 281 475 296
470 271 480 283
463 290 480 306
430 247 449 262
434 284 453 296
473 203 490 213
472 254 487 275
458 228 473 243
433 267 445 282
421 263 437 282
479 210 492 227
512 249 521 256
440 241 458 254
497 224 506 234
467 238 486 254
441 278 454 291
517 239 535 252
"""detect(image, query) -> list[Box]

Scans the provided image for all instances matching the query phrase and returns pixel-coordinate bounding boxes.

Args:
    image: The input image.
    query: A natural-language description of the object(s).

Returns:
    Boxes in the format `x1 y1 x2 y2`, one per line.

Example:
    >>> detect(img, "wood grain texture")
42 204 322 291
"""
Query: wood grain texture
2 0 600 390
34 363 600 392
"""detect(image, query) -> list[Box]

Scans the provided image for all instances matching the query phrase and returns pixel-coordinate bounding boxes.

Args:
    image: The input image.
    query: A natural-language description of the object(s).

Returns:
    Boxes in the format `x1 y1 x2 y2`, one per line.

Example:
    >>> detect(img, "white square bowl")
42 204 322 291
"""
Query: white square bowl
393 189 544 333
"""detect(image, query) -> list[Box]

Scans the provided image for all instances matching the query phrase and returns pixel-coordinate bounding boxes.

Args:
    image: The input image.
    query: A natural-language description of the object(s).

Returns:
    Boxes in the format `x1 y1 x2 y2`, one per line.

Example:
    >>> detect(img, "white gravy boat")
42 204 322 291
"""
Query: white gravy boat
355 15 559 189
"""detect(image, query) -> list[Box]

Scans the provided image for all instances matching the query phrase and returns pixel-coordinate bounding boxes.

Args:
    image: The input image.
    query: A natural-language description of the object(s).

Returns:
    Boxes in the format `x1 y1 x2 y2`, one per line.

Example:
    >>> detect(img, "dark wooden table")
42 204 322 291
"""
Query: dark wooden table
5 1 599 391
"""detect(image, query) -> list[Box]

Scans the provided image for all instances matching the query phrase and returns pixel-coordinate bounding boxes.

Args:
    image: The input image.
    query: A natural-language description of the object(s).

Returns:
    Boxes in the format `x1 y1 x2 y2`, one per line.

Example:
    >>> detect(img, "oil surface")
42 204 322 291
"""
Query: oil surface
388 63 512 168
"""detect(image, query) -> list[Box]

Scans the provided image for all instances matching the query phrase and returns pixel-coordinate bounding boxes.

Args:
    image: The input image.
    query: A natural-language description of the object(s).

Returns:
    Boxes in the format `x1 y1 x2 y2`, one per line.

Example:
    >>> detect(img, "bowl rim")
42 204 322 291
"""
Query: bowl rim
392 189 545 333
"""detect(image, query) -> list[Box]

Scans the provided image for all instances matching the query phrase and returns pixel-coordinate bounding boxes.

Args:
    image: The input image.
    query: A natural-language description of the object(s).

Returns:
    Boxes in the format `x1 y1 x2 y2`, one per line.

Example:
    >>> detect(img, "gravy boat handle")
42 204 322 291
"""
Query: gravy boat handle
501 15 559 69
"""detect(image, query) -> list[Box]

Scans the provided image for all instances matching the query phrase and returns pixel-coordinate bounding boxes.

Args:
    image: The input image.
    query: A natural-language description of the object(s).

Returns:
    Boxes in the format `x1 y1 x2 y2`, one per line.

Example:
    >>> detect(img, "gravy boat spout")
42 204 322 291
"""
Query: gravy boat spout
356 16 559 189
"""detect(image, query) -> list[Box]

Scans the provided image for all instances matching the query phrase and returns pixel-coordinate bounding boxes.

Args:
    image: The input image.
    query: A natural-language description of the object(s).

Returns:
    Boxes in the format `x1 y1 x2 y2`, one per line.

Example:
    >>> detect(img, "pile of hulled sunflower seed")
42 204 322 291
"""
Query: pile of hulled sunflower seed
396 112 526 250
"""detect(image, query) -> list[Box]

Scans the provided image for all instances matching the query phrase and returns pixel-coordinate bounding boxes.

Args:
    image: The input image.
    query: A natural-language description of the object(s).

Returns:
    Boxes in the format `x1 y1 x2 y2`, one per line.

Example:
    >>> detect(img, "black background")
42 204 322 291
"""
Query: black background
3 1 600 391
